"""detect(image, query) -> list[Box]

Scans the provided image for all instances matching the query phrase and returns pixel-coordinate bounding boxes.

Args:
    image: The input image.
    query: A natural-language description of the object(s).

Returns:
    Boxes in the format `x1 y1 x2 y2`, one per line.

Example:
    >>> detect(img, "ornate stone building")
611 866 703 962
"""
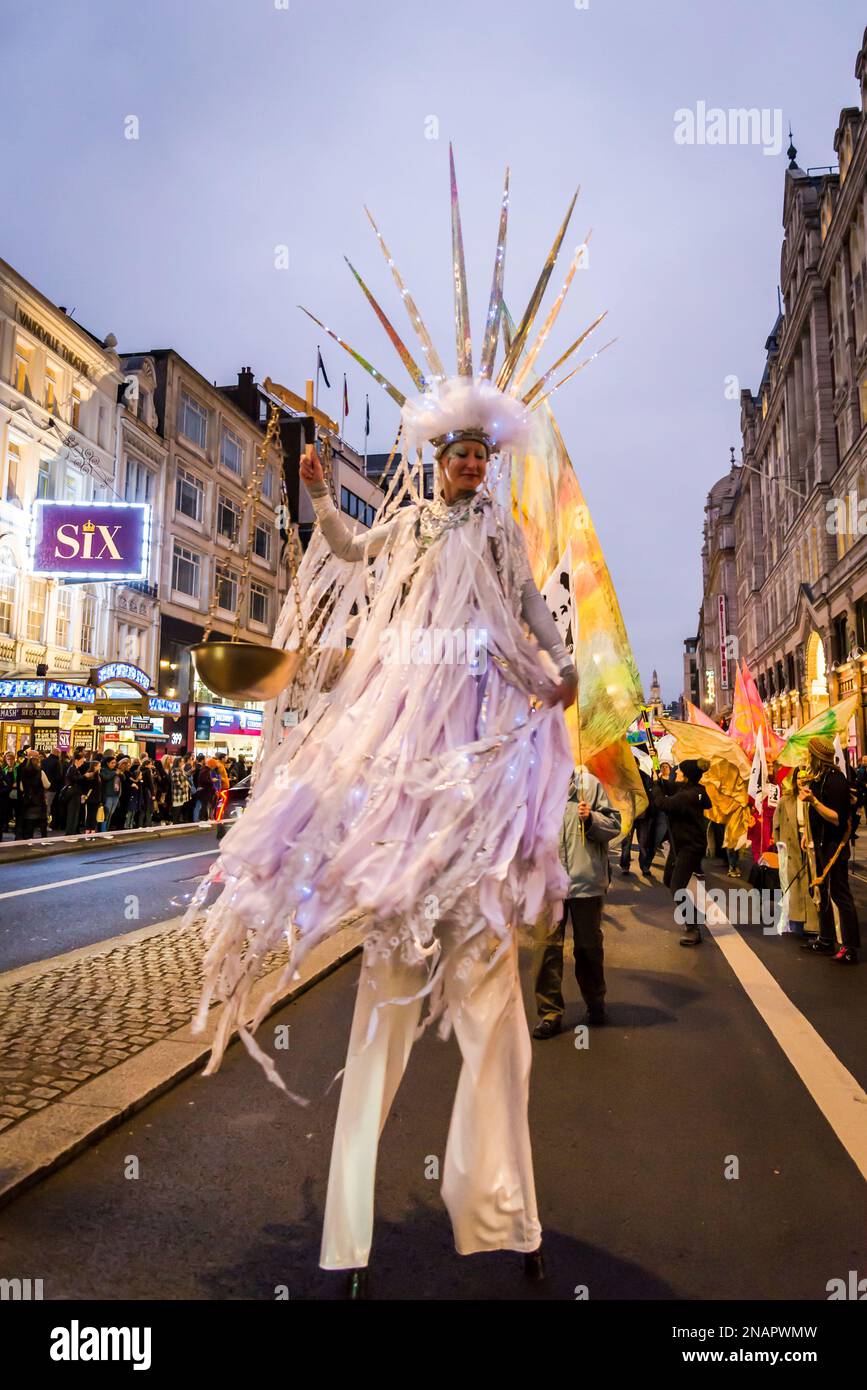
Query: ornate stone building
690 27 867 753
693 457 740 722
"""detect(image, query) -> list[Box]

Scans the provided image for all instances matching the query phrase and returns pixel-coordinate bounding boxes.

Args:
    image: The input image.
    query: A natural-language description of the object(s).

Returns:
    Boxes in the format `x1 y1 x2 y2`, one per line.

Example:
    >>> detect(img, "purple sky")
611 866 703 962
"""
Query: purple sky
5 1 865 699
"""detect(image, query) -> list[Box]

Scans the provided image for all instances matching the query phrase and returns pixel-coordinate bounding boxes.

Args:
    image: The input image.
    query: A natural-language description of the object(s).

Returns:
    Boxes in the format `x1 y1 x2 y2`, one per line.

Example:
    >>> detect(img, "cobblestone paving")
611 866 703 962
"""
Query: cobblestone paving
0 922 289 1134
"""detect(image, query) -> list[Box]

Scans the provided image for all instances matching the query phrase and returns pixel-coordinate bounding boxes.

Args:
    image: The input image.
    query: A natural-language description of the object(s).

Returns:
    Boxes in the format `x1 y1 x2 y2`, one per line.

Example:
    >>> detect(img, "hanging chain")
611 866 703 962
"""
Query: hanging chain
200 404 281 643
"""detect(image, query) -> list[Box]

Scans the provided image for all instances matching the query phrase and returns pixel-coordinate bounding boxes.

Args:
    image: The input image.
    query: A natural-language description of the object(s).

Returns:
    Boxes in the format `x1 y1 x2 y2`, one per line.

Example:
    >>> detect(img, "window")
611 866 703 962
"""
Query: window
253 522 272 562
220 427 244 476
55 586 73 647
27 580 46 642
216 565 238 612
13 341 33 396
175 466 204 522
262 463 275 499
81 594 97 653
37 460 52 499
45 364 60 415
4 440 23 507
125 456 154 504
178 391 208 449
249 581 269 627
340 485 375 528
217 494 240 543
172 541 200 598
98 404 110 450
71 385 82 430
0 547 16 635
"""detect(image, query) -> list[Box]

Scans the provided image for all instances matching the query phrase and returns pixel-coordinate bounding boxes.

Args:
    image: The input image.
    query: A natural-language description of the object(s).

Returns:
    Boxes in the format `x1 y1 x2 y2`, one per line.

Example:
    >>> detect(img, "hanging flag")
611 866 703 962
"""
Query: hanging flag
740 660 786 760
540 542 573 653
685 699 721 730
776 694 858 767
365 396 370 437
343 374 349 417
747 726 768 809
317 349 331 390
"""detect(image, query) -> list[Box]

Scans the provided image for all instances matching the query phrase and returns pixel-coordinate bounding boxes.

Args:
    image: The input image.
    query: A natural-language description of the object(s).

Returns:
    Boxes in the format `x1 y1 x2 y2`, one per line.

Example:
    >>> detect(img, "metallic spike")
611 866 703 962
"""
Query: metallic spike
512 229 593 395
344 257 426 390
521 310 608 405
449 144 473 377
479 168 510 380
529 338 617 411
298 307 407 407
364 206 446 382
497 187 580 392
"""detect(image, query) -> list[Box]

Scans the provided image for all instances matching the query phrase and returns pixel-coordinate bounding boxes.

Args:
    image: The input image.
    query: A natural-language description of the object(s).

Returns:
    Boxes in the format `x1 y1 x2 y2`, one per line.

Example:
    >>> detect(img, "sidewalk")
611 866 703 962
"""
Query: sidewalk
0 910 362 1207
0 820 210 865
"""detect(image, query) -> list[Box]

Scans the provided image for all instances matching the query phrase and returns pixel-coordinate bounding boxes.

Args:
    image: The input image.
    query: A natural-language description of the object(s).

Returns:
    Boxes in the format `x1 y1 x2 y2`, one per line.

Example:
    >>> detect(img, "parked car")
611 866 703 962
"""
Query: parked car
215 774 252 840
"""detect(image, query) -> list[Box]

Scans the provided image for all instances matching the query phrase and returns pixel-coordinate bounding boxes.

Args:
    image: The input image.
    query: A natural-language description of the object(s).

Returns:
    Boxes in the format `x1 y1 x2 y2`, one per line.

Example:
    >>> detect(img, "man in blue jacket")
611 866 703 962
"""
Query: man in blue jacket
533 767 621 1034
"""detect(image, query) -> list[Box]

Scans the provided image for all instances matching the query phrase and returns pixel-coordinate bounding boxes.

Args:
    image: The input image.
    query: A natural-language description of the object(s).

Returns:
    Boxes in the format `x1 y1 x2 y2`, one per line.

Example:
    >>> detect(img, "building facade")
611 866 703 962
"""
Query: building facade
0 256 148 752
694 460 740 722
689 27 867 754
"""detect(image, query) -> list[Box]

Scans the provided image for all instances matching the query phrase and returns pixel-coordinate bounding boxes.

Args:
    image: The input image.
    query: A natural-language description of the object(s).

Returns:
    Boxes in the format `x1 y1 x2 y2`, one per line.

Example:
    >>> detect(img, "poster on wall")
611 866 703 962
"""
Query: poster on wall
30 501 151 581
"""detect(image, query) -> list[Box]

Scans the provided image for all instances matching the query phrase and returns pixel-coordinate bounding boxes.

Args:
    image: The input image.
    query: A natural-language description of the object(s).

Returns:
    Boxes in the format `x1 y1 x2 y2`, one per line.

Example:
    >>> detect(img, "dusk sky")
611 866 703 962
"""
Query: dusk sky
5 0 865 699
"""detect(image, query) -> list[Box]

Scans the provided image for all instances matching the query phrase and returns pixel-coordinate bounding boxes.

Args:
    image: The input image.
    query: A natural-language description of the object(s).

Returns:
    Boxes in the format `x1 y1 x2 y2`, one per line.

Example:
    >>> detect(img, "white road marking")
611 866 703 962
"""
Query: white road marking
0 850 218 901
701 885 867 1182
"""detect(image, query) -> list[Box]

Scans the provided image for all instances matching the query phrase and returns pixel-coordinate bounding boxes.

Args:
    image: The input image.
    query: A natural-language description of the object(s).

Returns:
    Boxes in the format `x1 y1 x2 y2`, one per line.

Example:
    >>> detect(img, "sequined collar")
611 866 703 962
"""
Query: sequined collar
415 491 489 549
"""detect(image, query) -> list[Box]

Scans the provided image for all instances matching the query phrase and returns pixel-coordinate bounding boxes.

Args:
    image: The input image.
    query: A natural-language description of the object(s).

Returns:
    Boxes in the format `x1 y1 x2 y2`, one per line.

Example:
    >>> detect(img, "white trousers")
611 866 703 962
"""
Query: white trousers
320 923 541 1269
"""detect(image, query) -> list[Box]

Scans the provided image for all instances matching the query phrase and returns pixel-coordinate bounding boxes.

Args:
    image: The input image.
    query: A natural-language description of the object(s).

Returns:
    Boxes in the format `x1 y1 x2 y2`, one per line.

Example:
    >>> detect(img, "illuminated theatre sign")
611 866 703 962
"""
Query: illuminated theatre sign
30 501 151 580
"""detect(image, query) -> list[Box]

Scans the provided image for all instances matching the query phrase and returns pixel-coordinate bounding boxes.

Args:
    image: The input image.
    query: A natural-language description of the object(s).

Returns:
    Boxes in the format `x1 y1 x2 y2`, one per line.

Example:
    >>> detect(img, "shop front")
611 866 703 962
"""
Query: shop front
0 664 182 758
192 702 263 764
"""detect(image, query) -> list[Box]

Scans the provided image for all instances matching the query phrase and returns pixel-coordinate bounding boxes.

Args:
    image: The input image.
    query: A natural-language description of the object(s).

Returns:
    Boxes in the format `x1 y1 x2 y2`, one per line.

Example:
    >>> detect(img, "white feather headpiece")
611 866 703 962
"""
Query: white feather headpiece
400 376 532 461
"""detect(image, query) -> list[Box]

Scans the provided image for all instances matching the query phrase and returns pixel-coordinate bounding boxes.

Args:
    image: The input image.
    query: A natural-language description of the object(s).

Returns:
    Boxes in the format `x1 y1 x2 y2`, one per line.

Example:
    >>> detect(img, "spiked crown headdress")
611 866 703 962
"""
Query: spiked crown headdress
299 145 613 464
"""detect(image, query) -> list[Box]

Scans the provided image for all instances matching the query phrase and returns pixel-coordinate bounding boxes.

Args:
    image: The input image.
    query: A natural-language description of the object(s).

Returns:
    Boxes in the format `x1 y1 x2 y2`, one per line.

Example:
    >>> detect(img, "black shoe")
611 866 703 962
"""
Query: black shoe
803 939 836 955
833 947 859 964
679 929 702 947
524 1246 546 1282
533 1017 562 1040
586 1005 607 1026
346 1268 369 1300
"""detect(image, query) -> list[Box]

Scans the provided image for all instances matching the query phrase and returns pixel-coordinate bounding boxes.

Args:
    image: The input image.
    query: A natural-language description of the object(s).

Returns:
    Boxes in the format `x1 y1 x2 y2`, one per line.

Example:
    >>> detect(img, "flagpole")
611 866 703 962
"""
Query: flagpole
315 345 320 411
364 393 369 478
340 373 346 444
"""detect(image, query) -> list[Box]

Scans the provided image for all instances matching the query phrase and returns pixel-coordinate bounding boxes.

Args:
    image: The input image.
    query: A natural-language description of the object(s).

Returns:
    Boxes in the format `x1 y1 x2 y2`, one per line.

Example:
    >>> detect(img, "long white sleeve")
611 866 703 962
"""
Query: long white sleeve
308 483 397 561
520 578 577 683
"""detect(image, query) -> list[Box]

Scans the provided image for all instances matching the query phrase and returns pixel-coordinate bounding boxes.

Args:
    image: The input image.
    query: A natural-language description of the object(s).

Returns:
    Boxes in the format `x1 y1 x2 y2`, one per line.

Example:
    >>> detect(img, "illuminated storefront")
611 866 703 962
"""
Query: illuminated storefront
192 702 263 762
0 667 182 756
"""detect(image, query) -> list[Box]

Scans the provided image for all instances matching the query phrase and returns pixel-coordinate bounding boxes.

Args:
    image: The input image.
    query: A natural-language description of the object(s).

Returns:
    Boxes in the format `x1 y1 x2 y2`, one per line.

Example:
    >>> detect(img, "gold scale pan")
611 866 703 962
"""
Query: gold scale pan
190 407 315 703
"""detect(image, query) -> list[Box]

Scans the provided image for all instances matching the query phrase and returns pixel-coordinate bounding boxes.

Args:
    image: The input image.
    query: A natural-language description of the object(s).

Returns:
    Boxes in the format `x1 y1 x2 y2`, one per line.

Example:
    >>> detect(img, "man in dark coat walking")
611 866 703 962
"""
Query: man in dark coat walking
653 759 712 947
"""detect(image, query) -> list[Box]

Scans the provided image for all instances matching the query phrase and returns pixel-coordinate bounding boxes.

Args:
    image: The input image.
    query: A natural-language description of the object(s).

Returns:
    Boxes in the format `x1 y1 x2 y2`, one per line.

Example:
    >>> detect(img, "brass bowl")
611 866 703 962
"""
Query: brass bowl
191 642 302 702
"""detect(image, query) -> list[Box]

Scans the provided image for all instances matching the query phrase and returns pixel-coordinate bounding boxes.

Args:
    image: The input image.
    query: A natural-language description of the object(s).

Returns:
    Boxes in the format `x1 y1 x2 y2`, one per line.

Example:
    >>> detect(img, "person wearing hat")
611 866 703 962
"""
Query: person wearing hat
799 736 860 963
653 759 712 947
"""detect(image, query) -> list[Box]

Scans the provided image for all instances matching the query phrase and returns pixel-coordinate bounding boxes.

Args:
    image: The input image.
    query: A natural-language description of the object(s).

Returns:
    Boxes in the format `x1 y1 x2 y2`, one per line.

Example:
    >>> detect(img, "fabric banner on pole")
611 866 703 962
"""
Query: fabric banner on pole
776 694 859 767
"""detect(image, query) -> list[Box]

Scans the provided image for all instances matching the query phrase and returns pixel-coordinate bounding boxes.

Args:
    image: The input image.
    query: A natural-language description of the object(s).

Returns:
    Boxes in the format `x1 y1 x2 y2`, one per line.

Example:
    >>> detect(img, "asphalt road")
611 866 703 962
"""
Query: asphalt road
0 830 220 973
1 860 864 1301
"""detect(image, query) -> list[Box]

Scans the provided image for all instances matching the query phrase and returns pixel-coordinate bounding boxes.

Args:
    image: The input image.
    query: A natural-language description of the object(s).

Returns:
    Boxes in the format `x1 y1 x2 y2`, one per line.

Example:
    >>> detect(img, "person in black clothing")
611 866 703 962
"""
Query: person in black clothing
800 736 860 964
61 751 89 835
653 758 712 947
41 747 63 828
16 750 49 839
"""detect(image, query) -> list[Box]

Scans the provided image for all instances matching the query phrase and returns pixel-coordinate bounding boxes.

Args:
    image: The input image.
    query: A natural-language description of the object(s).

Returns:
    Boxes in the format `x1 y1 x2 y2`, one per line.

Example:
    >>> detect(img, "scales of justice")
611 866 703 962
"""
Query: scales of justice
190 376 337 704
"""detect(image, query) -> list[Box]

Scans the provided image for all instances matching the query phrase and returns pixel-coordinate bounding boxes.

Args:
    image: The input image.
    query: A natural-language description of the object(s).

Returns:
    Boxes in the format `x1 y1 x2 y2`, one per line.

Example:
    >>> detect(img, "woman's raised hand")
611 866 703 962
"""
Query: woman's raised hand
299 449 326 490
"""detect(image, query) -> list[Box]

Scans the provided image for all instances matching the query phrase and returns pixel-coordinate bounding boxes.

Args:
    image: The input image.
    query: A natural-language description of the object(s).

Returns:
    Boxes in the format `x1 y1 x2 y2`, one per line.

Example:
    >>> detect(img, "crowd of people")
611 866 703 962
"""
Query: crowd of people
0 746 249 841
531 735 861 1043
